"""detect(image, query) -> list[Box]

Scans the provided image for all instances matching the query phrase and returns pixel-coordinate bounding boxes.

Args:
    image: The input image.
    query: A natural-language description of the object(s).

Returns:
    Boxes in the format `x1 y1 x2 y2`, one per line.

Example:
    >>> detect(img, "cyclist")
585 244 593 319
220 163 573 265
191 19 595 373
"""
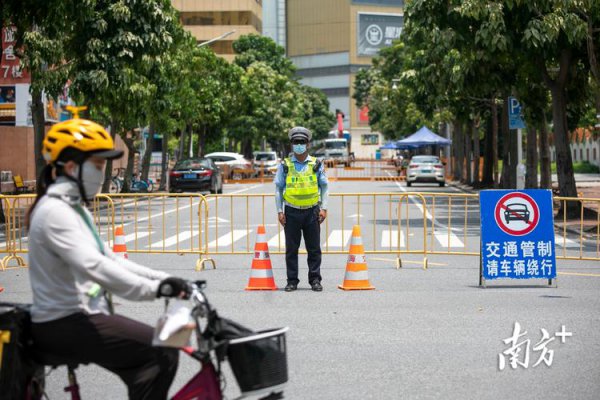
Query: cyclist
26 114 189 399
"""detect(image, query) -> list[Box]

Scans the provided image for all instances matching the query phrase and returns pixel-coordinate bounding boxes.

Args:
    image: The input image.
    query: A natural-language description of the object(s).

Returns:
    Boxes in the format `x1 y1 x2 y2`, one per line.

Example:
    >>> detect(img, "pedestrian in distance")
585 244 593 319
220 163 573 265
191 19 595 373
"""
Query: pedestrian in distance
26 113 191 399
275 126 329 292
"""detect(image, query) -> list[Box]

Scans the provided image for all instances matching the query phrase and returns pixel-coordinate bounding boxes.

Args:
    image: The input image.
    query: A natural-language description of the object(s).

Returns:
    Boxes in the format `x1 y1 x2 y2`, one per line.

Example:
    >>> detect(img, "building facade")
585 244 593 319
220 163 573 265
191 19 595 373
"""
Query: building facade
172 0 263 61
286 0 404 158
262 0 286 50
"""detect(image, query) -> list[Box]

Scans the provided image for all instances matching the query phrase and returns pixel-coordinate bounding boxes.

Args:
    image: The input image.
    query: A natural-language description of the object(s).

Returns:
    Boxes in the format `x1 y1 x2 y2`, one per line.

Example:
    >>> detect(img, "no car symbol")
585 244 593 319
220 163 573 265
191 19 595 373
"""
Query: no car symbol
494 192 540 236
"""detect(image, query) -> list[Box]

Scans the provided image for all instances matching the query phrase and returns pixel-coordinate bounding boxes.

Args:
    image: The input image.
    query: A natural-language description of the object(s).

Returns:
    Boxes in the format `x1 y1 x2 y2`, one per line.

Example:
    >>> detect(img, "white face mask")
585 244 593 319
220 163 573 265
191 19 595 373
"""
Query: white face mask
72 160 105 200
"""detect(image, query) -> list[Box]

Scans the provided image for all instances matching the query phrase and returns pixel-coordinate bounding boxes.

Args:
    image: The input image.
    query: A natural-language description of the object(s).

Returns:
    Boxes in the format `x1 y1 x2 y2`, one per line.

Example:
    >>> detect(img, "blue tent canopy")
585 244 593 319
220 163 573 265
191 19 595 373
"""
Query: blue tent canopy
396 126 452 147
379 141 400 150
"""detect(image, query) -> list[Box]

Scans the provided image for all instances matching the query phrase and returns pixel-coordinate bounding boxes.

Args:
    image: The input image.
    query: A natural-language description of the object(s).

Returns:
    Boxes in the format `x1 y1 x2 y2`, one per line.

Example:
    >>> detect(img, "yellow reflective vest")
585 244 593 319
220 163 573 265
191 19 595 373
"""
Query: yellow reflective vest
283 157 320 207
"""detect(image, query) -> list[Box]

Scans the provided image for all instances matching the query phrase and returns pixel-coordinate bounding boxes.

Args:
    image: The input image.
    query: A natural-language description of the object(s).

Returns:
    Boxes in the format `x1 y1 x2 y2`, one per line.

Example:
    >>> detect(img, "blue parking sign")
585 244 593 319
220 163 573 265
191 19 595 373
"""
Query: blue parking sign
480 190 556 280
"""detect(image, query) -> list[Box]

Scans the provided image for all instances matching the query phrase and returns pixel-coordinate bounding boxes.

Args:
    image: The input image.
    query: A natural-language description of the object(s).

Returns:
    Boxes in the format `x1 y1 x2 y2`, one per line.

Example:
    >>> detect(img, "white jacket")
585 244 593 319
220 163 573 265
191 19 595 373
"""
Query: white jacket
28 178 169 323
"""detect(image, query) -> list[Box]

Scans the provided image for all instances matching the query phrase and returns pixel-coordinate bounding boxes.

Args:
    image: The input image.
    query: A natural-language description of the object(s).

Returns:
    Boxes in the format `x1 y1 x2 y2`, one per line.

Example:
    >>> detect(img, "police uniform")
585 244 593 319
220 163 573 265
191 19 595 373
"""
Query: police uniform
275 127 329 291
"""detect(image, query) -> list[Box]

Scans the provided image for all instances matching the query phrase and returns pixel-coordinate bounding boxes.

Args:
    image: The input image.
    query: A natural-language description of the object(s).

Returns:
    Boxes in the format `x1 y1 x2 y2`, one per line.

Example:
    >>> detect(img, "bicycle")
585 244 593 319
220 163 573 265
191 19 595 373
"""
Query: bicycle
130 173 155 193
108 167 125 194
21 281 288 400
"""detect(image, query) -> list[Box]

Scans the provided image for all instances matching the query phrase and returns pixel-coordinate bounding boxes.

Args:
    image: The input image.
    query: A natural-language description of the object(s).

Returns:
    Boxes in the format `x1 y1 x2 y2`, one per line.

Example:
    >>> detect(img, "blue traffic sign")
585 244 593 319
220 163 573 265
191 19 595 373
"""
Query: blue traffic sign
480 190 556 280
508 96 526 129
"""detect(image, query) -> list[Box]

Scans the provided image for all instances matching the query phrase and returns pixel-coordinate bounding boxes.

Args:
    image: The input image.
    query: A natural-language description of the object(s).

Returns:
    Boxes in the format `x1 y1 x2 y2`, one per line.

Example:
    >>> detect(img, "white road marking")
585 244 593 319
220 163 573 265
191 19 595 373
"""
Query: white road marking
121 184 262 228
149 231 193 249
433 231 464 248
380 229 406 248
123 231 150 243
554 234 580 248
267 232 286 249
324 229 352 248
208 229 248 249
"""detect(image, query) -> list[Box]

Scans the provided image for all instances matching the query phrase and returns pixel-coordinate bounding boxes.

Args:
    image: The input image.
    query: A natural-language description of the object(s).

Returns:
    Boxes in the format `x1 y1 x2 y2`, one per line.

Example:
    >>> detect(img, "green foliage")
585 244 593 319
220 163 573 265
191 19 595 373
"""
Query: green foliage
233 34 296 77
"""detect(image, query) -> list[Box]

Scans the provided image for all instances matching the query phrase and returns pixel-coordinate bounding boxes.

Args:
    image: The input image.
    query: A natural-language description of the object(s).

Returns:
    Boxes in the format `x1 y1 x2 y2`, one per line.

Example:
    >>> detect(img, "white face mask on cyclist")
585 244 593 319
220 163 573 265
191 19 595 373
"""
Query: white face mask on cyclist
72 160 105 200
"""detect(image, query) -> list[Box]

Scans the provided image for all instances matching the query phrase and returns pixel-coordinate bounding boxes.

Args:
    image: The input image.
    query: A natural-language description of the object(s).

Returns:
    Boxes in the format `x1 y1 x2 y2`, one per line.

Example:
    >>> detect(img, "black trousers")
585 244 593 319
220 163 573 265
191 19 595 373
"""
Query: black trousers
32 312 179 400
284 205 322 285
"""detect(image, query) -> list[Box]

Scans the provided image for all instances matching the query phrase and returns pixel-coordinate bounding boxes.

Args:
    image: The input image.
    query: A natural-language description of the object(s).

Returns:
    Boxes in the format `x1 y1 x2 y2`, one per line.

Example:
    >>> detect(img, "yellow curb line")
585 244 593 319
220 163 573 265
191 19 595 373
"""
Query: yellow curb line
558 272 600 277
370 257 446 267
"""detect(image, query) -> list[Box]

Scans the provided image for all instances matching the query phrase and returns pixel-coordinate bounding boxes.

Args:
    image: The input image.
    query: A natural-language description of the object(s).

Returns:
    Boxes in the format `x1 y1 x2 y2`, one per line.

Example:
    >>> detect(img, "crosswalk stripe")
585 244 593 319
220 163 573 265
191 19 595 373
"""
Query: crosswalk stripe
149 231 194 249
323 230 352 248
123 232 150 243
554 235 579 248
208 229 248 249
380 230 405 248
433 231 464 248
267 232 286 249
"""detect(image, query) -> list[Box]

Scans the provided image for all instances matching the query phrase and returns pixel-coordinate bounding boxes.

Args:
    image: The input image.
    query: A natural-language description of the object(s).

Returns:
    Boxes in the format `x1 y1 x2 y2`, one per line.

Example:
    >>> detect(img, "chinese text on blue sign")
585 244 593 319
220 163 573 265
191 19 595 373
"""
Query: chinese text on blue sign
480 190 556 280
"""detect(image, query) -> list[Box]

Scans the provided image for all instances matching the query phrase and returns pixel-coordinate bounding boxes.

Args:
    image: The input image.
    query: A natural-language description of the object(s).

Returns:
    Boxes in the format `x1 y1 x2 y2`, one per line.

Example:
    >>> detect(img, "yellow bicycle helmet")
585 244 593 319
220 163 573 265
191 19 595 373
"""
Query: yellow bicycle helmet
42 106 123 163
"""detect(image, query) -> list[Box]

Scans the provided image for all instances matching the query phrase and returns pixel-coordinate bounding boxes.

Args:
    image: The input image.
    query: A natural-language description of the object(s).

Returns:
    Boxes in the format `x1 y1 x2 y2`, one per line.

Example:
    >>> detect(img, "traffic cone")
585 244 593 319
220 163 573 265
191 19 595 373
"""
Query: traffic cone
113 226 128 259
0 287 4 293
338 225 375 290
245 225 277 291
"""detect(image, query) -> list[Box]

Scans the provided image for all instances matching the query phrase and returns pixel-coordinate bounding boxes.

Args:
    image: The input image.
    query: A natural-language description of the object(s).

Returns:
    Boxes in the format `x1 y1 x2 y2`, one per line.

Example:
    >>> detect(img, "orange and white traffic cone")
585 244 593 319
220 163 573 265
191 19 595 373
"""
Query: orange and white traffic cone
113 226 128 259
245 225 277 291
338 225 375 290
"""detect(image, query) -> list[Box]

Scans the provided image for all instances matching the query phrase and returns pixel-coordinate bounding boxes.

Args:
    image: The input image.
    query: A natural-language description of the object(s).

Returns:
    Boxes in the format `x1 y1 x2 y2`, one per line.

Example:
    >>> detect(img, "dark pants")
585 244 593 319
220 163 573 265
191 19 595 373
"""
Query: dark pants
32 313 179 400
284 205 322 285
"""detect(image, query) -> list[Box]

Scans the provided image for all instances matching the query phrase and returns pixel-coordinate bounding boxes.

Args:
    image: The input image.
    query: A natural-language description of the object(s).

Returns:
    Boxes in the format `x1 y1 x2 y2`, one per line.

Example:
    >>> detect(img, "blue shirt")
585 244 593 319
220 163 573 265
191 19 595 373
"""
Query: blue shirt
275 154 329 212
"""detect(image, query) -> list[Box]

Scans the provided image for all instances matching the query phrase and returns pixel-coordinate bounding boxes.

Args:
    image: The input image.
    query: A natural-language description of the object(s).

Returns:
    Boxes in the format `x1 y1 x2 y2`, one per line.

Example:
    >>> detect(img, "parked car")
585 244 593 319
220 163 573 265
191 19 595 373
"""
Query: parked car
252 151 279 175
204 152 253 179
169 157 223 194
406 155 446 187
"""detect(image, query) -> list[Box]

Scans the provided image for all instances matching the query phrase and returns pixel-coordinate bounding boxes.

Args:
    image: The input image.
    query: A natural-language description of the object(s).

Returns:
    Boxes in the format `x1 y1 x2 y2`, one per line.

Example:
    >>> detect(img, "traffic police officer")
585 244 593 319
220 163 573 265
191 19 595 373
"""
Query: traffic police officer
275 127 329 292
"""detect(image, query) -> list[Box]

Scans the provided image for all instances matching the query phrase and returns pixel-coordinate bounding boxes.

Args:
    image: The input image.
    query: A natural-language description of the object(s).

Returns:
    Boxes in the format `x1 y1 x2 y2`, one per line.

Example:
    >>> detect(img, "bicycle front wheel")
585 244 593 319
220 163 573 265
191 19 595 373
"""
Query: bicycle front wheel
109 178 121 193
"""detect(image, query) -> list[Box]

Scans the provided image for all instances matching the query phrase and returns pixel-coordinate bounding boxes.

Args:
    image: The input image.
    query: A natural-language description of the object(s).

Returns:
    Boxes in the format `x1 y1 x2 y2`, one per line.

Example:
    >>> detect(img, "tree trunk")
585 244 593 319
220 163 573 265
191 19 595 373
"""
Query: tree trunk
453 121 463 181
481 118 495 187
491 97 499 187
197 125 207 157
177 126 186 162
473 122 481 187
141 123 155 181
102 115 119 193
464 120 473 185
525 126 538 188
539 115 552 189
549 87 577 198
121 134 136 194
31 88 46 179
159 131 168 191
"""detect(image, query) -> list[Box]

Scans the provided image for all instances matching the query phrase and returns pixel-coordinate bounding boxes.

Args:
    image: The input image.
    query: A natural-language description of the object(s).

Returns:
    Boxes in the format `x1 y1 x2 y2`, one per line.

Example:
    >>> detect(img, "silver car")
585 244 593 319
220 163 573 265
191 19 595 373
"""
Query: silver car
406 155 446 187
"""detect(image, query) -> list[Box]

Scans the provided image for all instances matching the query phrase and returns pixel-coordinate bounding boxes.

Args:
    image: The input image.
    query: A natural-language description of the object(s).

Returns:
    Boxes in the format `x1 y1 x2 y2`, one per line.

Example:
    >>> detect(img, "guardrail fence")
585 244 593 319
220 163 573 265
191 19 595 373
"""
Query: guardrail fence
1 192 598 271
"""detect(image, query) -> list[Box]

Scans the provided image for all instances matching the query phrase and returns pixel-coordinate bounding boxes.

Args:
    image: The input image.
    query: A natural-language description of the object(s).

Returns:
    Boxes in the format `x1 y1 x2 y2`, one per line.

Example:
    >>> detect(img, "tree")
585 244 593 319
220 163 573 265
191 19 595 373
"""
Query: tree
233 34 297 77
66 0 181 192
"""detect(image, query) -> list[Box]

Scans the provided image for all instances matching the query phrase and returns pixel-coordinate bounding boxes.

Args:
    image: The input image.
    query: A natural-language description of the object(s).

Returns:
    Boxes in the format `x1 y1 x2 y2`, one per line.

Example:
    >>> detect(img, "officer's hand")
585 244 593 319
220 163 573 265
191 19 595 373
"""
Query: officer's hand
319 209 327 224
157 277 190 298
278 212 286 226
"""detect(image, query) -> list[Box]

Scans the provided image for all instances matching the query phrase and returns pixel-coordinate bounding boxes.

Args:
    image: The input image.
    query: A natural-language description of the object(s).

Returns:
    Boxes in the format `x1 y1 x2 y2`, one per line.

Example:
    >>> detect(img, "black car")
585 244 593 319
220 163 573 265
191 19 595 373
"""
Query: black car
169 158 223 194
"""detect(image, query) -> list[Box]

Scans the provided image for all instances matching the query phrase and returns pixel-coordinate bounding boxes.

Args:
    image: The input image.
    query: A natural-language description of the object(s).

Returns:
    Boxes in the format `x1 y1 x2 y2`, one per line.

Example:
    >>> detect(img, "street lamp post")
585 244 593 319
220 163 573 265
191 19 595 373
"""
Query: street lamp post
197 30 236 48
188 30 236 158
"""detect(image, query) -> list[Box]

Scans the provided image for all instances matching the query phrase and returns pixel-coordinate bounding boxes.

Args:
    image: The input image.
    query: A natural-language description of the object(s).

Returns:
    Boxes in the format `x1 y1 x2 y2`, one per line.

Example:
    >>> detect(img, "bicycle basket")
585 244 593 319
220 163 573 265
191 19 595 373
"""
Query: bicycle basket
227 327 289 395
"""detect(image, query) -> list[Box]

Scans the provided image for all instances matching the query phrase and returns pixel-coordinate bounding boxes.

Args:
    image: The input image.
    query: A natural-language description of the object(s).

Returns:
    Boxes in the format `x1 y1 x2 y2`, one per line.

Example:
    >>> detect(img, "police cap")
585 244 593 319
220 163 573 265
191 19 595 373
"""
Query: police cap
288 126 312 142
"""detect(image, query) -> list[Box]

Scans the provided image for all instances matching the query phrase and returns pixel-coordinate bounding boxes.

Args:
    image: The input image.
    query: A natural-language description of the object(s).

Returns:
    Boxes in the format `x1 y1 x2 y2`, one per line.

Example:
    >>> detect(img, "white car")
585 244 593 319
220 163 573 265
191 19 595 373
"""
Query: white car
204 152 253 179
253 151 279 175
406 155 446 187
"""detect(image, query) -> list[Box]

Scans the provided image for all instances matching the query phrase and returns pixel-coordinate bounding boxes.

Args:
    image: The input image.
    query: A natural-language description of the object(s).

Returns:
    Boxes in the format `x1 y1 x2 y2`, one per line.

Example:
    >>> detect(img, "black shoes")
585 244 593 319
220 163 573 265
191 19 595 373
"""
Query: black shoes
284 282 323 291
284 283 298 292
